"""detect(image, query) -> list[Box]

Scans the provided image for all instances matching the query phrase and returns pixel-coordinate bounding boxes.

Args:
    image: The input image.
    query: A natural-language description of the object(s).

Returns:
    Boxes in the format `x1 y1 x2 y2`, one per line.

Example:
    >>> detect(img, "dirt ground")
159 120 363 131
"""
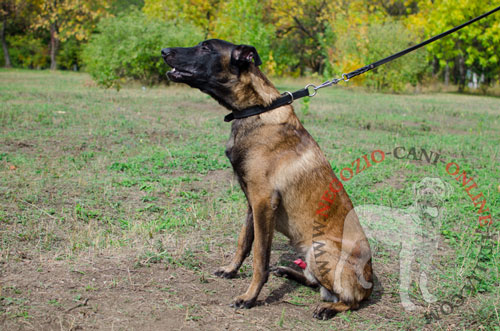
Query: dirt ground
1 70 498 330
1 235 493 331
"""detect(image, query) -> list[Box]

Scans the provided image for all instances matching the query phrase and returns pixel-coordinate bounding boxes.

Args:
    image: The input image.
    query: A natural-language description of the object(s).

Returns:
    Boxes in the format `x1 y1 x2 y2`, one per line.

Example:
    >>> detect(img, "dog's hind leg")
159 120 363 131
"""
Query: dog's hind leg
272 266 318 287
215 206 254 278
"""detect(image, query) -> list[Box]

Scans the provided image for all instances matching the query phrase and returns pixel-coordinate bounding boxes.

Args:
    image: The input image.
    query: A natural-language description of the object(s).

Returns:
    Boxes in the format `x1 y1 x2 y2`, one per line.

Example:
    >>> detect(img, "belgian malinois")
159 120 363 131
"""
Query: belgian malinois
161 39 373 320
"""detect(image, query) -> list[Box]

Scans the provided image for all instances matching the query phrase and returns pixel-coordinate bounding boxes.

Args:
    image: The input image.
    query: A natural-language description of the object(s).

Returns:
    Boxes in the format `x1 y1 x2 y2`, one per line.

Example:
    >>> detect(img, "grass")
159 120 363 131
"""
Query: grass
0 68 499 330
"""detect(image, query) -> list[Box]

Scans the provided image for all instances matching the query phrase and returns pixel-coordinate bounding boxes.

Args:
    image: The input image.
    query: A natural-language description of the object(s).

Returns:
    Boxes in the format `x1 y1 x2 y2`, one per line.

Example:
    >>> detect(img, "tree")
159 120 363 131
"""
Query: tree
410 0 500 91
0 1 14 67
377 0 419 17
109 0 144 15
82 10 203 88
268 0 336 74
0 0 31 68
267 0 388 75
143 0 221 38
212 0 275 72
31 0 110 70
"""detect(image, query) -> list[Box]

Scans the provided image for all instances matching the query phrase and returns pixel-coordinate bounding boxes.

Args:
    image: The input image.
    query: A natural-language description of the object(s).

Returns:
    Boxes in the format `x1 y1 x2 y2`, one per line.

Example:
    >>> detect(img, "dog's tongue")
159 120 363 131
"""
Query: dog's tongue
293 259 307 270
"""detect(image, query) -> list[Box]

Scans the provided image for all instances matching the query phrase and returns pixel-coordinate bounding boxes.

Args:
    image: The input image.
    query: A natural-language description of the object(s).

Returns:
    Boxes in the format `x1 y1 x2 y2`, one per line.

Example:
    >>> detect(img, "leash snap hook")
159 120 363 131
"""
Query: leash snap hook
305 84 318 97
342 73 350 82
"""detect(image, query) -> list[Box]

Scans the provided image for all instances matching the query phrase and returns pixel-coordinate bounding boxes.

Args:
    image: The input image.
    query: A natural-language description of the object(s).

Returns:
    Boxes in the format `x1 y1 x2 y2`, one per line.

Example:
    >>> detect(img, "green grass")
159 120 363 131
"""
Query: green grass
0 68 499 329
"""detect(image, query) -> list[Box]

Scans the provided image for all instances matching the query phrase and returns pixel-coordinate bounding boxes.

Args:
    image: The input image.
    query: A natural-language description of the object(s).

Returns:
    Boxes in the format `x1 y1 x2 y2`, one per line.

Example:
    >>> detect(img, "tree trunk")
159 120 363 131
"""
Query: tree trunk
444 63 449 86
1 19 12 68
50 22 59 70
457 55 466 92
432 57 439 79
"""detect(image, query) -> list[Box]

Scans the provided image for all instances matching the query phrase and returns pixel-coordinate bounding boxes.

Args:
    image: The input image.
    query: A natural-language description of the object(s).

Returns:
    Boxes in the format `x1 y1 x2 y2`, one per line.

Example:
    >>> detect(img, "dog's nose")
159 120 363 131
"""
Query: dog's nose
161 48 173 58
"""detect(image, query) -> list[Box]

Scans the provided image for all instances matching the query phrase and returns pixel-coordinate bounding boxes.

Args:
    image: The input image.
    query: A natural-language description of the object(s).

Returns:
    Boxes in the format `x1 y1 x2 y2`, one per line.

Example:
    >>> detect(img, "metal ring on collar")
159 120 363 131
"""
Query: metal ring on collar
283 91 294 104
305 84 317 97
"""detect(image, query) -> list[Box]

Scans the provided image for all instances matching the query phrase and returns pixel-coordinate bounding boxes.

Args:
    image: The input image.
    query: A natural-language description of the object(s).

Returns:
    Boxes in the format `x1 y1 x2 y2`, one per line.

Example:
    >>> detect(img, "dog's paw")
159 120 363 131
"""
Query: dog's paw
313 306 336 320
214 267 237 279
271 266 286 277
229 295 256 309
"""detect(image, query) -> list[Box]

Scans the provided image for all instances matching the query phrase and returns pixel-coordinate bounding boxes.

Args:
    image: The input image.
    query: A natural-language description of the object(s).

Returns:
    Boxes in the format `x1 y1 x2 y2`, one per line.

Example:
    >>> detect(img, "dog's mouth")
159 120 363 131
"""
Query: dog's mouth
167 67 194 81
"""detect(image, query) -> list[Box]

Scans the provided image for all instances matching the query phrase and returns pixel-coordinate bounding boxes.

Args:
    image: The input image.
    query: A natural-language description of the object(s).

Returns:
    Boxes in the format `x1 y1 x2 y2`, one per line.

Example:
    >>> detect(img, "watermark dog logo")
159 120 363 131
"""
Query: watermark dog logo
312 146 495 321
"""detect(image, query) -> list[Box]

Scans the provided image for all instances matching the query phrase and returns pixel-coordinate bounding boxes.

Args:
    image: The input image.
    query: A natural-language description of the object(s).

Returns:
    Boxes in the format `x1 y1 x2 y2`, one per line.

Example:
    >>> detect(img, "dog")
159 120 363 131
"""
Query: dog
161 39 373 319
353 177 452 311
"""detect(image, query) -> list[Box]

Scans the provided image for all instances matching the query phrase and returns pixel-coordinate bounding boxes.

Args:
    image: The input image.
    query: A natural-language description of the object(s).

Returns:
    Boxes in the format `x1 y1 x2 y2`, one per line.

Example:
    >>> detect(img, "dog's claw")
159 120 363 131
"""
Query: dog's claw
230 297 255 309
271 267 285 277
313 306 336 320
214 268 237 279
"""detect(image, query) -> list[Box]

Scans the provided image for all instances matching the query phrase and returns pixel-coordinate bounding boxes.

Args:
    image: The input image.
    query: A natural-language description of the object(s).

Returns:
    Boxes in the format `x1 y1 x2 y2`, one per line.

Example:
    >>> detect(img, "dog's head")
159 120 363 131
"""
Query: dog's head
161 39 266 110
412 177 452 218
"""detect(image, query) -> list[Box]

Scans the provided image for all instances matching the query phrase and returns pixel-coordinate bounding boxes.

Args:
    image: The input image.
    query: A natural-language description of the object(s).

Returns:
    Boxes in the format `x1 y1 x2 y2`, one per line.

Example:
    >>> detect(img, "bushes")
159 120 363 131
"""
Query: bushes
212 0 277 75
6 34 49 69
325 21 429 92
82 10 203 89
58 38 82 71
363 22 428 92
81 10 428 92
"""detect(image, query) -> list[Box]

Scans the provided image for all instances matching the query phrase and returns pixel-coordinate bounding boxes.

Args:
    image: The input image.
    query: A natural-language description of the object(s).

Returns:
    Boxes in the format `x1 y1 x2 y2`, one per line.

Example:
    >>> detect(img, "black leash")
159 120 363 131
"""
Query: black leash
224 5 500 123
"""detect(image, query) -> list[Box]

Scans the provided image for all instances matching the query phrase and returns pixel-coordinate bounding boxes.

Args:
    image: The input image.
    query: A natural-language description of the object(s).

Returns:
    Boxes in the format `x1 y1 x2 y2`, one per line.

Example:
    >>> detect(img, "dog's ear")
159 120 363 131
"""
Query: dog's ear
231 44 262 67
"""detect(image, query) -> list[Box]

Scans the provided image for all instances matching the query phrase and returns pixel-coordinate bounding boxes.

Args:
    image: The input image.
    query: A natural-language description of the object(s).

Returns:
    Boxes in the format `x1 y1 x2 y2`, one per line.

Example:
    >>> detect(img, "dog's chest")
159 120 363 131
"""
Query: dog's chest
225 128 248 192
225 133 246 178
225 121 253 178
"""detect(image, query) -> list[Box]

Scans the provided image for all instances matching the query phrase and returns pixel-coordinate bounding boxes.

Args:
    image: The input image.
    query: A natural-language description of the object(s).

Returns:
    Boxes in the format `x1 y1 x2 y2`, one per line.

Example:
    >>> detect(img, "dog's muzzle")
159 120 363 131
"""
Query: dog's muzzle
161 48 173 58
161 48 194 81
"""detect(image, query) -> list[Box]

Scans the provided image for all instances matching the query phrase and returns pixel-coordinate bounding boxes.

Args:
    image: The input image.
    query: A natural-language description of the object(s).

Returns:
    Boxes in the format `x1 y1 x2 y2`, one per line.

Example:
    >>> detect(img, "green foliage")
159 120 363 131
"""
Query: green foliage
421 0 500 90
327 21 428 92
211 0 275 71
6 34 49 69
109 0 144 15
269 0 336 76
57 37 82 70
143 0 220 37
4 0 500 92
363 22 428 91
81 10 203 89
300 96 310 116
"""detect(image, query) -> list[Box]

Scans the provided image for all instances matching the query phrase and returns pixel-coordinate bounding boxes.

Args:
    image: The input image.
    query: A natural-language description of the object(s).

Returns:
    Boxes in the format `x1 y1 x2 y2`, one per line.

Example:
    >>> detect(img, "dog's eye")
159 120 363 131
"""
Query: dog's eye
200 45 211 52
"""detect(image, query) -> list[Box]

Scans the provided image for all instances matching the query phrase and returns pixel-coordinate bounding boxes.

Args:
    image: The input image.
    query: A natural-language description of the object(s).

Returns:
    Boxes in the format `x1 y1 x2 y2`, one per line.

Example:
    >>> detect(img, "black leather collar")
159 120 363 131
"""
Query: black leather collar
224 88 310 122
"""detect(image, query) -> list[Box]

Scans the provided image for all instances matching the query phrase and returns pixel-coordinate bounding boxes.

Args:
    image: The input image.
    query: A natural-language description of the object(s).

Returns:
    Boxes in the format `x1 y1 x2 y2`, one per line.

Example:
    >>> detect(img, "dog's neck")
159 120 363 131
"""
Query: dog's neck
224 67 295 124
232 67 282 109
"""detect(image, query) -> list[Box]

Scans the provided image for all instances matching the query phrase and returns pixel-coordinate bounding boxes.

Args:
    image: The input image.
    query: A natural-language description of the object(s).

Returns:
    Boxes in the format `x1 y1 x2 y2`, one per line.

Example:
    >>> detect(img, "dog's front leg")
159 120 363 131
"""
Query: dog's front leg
231 199 275 309
215 206 254 278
